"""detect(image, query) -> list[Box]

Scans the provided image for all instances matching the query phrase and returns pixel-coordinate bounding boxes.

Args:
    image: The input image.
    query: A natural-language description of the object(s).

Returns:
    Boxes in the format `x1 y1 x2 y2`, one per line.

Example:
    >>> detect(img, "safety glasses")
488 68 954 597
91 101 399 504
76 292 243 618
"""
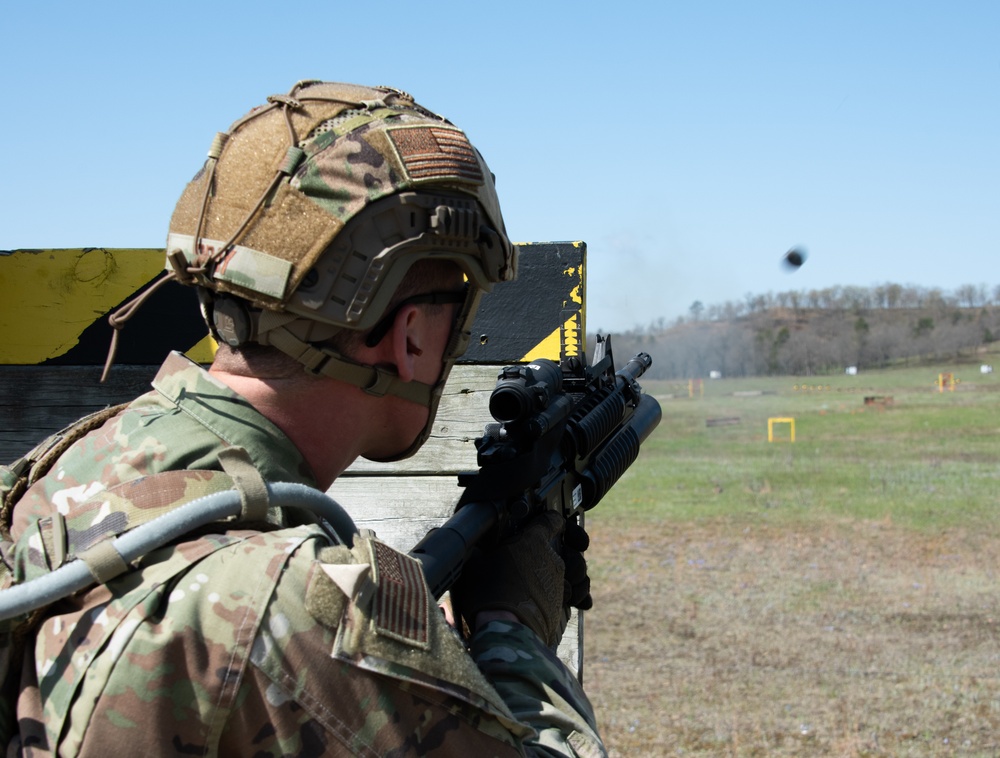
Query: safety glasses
363 289 469 348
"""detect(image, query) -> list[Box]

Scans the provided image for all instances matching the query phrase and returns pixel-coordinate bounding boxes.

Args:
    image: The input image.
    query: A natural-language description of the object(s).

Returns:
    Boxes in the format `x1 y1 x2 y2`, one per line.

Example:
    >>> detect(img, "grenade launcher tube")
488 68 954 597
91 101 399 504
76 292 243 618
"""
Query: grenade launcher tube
579 393 662 509
567 352 651 457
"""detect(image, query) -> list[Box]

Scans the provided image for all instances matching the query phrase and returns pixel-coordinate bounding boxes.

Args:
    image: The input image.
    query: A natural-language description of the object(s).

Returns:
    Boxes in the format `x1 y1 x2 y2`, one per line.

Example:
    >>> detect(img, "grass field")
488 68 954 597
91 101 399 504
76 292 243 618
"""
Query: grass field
584 354 1000 756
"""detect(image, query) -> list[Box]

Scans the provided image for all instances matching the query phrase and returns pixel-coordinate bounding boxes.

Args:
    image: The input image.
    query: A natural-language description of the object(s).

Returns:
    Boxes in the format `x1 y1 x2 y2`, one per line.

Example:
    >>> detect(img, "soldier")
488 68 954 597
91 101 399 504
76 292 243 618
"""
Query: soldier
2 81 604 756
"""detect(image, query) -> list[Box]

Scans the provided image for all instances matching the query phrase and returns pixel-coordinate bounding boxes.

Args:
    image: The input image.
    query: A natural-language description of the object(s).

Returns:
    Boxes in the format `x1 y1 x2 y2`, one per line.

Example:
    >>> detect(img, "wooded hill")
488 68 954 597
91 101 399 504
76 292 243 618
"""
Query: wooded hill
606 283 1000 379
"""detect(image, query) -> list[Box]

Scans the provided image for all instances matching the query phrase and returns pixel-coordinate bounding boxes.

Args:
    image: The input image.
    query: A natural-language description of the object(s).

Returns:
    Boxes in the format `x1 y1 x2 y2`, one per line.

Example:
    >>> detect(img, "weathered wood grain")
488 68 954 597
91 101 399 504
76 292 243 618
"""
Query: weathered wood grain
0 365 156 459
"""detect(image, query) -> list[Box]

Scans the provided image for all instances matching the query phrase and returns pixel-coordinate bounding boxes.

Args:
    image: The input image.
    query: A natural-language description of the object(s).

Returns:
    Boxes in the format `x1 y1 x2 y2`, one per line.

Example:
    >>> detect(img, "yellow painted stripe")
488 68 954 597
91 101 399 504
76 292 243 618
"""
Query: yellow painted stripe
188 335 219 363
1 243 584 367
519 248 586 362
0 248 216 364
522 326 564 362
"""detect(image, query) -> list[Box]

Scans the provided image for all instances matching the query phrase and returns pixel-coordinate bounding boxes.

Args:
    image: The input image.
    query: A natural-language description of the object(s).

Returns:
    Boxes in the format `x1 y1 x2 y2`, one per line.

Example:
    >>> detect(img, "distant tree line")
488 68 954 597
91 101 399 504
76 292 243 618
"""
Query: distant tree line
602 283 1000 379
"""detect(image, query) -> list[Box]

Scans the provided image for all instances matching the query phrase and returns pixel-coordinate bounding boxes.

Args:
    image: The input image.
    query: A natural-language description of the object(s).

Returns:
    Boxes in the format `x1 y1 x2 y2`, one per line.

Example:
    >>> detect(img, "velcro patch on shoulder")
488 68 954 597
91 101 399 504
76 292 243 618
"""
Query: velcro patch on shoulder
304 546 355 629
369 540 431 649
386 125 484 185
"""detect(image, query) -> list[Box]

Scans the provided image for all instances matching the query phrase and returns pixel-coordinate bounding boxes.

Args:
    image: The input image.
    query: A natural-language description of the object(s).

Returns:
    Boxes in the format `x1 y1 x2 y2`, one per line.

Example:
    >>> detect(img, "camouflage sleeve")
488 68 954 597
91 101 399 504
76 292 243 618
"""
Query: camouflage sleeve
470 620 608 758
217 533 538 756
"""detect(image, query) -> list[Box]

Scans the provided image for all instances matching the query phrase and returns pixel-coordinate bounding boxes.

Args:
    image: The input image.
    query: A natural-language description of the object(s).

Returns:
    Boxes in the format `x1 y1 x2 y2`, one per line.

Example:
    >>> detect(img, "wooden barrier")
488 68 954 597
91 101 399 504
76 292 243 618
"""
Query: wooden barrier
0 241 588 673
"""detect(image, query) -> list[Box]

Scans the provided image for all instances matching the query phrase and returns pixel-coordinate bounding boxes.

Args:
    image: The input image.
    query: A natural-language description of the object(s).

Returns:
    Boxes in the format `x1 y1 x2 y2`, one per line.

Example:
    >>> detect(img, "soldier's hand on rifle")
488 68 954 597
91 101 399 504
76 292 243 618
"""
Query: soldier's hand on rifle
563 518 593 612
453 511 593 647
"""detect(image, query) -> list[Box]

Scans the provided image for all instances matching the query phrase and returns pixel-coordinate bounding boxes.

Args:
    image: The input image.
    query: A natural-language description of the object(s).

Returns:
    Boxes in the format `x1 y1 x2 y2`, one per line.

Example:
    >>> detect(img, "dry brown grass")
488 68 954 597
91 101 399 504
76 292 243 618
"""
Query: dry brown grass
584 517 1000 756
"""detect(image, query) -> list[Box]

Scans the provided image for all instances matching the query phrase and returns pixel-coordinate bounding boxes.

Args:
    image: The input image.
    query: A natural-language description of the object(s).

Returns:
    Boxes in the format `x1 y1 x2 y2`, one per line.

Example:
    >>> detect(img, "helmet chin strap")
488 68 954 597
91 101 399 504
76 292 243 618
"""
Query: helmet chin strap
225 282 481 463
262 322 437 406
261 319 449 463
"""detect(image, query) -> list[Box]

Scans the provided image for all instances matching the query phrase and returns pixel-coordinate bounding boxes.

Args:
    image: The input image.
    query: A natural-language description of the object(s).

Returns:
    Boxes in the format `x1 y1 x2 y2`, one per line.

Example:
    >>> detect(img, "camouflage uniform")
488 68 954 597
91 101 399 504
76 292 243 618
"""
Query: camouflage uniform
7 352 606 757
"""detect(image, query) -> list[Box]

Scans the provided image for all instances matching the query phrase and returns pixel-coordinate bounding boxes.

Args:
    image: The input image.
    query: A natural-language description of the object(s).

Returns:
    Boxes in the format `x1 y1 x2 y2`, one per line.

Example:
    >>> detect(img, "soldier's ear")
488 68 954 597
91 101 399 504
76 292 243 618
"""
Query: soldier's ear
388 305 424 383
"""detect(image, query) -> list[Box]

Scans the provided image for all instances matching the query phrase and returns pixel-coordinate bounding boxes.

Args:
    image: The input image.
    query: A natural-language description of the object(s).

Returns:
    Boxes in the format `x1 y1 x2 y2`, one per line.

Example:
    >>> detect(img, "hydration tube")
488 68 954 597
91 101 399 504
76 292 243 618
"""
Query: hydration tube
0 482 357 622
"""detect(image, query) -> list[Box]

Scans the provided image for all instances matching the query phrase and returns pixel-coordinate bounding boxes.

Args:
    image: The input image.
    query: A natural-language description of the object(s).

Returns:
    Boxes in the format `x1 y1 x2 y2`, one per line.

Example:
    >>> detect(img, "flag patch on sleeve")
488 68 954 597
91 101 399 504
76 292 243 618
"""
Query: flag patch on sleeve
370 540 431 648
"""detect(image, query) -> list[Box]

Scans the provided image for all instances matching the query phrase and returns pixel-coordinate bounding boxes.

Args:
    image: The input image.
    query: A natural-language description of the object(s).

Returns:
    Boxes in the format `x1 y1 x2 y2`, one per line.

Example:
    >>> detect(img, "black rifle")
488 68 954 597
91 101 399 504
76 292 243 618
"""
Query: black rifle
410 334 662 599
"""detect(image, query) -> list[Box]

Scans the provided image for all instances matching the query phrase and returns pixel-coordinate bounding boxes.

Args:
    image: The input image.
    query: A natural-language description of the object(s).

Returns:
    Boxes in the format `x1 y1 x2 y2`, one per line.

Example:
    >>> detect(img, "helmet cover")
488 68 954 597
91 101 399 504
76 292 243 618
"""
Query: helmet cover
166 81 517 460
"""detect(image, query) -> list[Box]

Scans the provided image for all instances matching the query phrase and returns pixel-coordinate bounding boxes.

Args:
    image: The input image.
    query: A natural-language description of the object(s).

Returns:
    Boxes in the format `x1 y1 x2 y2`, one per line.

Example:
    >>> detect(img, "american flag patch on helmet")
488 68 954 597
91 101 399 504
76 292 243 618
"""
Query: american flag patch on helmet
388 125 484 184
371 540 431 648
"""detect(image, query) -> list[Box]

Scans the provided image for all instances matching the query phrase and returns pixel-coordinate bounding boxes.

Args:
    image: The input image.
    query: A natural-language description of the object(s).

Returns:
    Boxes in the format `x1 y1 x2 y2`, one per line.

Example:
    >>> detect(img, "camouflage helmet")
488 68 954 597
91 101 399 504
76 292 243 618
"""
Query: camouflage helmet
165 80 516 460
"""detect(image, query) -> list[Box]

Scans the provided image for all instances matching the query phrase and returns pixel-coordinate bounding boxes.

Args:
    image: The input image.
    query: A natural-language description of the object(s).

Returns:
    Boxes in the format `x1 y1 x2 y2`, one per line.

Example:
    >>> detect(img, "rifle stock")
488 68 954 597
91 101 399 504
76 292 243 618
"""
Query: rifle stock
410 335 662 599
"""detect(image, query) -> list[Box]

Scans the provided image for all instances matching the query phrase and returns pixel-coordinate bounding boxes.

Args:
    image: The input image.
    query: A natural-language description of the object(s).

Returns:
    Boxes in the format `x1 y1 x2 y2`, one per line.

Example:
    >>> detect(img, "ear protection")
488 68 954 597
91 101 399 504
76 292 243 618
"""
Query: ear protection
203 292 257 348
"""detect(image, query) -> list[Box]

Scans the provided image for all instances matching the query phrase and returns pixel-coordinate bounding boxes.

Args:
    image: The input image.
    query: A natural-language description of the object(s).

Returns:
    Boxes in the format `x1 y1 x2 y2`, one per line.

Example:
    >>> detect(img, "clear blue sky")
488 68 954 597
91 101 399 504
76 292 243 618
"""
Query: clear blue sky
2 1 997 333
